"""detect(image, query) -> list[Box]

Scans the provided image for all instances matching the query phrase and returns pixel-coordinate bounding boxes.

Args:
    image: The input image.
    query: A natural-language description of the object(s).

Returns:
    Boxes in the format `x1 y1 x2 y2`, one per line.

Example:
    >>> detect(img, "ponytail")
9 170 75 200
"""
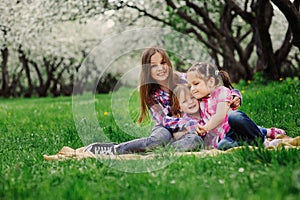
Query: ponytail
219 70 234 89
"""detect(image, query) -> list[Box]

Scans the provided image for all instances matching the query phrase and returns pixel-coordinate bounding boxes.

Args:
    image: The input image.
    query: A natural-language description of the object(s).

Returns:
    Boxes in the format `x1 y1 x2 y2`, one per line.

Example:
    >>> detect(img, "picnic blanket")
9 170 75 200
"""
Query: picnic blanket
43 135 300 161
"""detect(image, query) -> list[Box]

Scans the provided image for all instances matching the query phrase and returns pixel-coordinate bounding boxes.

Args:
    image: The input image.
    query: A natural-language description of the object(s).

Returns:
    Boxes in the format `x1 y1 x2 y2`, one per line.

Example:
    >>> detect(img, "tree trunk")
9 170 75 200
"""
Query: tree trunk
221 3 253 81
30 59 51 97
9 67 24 98
30 60 45 96
255 0 280 80
125 0 299 82
271 0 300 49
1 46 10 98
18 47 33 97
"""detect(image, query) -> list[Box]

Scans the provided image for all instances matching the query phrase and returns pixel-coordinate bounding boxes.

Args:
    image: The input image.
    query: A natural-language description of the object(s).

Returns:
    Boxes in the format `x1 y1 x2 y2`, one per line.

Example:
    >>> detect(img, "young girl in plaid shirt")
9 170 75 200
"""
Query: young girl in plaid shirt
169 78 239 149
186 62 286 150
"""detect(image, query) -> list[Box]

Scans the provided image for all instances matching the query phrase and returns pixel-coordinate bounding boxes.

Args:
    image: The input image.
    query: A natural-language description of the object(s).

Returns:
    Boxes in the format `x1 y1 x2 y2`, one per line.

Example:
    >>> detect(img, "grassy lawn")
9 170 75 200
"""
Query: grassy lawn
0 78 300 199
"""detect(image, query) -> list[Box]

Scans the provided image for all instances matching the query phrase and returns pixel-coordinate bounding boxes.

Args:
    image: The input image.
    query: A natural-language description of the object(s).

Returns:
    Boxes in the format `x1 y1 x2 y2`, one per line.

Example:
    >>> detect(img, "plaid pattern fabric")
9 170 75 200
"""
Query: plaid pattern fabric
148 89 171 126
147 75 242 136
149 88 201 133
163 113 203 133
200 86 232 147
231 89 242 109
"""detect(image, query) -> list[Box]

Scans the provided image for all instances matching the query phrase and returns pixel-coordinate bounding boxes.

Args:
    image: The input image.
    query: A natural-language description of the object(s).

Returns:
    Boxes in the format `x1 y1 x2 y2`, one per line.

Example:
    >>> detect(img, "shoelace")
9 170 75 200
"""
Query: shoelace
94 146 114 155
84 144 115 155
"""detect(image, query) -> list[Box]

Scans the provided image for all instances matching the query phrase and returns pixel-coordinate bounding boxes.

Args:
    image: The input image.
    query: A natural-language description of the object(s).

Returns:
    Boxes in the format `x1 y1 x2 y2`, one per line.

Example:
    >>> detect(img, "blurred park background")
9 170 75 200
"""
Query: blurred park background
1 2 300 198
1 0 299 98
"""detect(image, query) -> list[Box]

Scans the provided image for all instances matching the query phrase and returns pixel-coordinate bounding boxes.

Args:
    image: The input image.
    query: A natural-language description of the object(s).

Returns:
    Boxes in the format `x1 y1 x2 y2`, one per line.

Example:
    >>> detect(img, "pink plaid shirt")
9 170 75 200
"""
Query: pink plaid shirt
200 86 232 148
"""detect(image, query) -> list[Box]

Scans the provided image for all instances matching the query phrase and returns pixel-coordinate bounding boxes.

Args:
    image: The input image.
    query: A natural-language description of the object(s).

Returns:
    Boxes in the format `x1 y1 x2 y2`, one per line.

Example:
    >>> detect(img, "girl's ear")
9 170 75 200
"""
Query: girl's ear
207 77 215 88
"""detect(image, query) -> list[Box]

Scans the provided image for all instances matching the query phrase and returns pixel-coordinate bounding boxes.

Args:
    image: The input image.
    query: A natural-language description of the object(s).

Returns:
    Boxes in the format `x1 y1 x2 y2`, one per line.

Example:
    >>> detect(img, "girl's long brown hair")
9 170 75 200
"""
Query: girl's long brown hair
137 46 175 124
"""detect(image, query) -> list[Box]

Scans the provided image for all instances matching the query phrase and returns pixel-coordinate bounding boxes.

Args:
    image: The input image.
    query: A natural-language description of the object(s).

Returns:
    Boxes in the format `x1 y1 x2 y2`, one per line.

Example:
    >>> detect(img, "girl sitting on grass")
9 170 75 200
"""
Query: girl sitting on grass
83 46 204 155
170 62 286 150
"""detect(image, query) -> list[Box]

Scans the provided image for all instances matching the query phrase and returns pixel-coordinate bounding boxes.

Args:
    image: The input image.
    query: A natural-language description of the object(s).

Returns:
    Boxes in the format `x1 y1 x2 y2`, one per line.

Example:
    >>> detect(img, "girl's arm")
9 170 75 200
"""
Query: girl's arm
196 101 230 135
148 103 167 125
163 115 200 133
230 89 242 110
196 86 231 135
149 102 200 133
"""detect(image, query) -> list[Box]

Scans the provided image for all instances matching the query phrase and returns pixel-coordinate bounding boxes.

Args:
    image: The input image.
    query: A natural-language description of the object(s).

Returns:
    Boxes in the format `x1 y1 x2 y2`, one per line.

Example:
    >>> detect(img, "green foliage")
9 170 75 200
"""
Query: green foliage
0 81 300 199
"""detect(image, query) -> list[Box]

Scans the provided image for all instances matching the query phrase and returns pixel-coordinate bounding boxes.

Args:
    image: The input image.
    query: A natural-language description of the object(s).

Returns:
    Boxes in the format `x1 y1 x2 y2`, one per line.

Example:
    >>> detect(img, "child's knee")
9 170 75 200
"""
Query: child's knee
228 111 244 125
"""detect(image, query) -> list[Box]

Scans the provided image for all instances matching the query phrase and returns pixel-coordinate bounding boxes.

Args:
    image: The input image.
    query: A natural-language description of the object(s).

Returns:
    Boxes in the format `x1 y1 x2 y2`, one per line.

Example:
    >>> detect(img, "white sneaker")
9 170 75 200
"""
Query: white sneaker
83 142 117 155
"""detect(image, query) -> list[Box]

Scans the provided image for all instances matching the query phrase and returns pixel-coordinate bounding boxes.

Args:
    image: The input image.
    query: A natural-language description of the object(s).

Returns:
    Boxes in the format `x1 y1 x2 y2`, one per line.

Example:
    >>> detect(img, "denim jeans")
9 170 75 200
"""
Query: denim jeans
170 133 203 151
116 125 203 154
217 111 265 150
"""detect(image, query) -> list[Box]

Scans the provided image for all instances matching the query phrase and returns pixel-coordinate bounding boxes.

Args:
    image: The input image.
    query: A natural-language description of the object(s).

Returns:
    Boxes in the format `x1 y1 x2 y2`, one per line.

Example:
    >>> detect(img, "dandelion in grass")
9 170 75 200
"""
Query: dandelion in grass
103 111 109 116
238 167 244 173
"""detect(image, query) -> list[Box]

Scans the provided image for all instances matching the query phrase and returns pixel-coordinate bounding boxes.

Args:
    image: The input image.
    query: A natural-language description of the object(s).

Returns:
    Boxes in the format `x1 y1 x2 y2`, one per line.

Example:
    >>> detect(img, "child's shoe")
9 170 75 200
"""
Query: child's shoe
270 127 286 139
83 142 117 155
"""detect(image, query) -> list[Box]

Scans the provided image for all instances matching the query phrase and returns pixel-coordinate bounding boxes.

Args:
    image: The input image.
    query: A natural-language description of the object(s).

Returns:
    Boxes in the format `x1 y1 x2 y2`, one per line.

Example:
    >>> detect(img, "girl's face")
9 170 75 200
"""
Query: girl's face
150 52 170 85
178 90 199 115
187 71 210 99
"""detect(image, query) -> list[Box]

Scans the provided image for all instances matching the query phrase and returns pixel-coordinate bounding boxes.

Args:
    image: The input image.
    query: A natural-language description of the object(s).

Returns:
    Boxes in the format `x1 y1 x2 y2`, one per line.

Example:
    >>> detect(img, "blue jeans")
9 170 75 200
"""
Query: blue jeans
217 111 266 150
116 125 203 154
170 133 203 151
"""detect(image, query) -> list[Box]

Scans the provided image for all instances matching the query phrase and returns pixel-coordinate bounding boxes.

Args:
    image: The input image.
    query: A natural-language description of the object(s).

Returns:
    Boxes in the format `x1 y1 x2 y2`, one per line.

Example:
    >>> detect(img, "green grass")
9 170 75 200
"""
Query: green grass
0 78 300 199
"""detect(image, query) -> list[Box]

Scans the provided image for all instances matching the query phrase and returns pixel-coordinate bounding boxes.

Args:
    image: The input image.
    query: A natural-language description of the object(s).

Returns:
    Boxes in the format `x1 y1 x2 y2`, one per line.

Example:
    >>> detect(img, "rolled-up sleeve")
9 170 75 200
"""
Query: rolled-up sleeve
231 89 242 110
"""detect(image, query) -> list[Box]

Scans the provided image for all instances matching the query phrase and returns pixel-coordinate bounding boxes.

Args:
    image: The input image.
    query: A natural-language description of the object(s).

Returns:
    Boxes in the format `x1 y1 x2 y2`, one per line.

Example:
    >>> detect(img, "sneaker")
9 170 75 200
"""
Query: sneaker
270 127 286 139
83 142 117 155
264 138 283 147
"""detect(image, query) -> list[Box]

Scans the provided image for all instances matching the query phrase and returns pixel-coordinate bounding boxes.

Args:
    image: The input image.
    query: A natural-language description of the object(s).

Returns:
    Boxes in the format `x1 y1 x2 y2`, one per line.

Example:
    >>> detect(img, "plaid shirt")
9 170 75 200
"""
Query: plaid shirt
149 88 202 133
163 113 203 133
231 89 242 109
148 89 172 127
200 86 232 148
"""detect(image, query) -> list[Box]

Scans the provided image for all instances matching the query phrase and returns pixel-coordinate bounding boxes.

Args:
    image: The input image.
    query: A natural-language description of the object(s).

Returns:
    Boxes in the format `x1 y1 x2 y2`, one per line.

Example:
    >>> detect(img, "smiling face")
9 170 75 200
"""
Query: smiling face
150 52 170 86
186 71 210 99
178 89 199 115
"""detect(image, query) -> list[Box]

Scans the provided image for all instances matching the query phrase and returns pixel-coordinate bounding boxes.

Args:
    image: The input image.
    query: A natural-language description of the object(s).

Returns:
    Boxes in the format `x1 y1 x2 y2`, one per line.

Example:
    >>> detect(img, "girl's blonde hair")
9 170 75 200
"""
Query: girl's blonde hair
170 84 191 118
187 62 233 89
137 46 175 124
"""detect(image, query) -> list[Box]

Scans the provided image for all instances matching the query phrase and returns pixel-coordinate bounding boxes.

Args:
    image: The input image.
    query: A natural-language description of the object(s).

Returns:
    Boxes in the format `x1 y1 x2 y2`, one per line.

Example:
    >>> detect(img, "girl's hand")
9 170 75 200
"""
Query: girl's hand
229 96 241 110
173 131 187 140
195 125 208 136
